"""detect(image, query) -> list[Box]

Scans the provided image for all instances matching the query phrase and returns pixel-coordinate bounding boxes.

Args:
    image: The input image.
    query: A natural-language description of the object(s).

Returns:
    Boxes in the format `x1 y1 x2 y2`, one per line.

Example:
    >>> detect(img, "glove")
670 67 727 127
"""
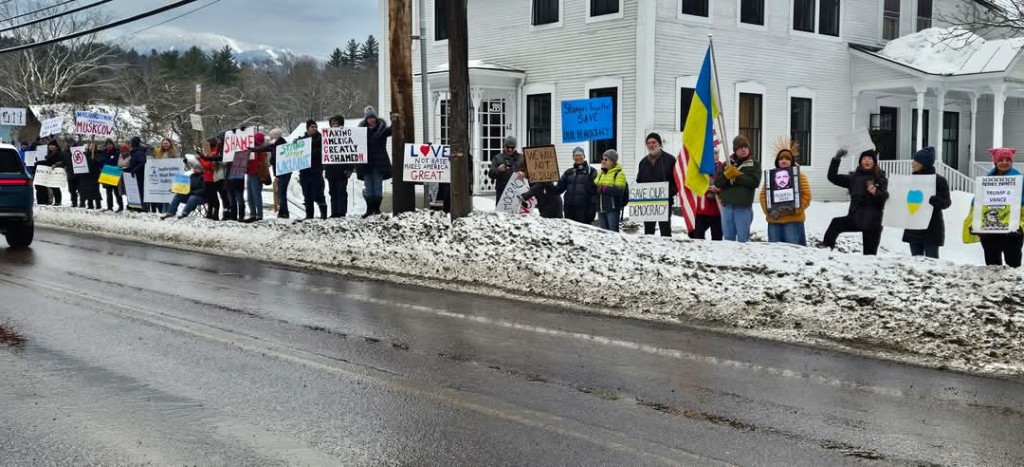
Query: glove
928 195 941 207
724 165 741 181
778 206 795 215
769 209 782 220
834 149 848 159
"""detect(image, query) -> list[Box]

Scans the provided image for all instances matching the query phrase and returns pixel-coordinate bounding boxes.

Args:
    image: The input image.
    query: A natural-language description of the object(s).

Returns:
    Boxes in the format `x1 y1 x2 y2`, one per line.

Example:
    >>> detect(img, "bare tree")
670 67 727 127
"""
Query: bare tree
939 1 1024 40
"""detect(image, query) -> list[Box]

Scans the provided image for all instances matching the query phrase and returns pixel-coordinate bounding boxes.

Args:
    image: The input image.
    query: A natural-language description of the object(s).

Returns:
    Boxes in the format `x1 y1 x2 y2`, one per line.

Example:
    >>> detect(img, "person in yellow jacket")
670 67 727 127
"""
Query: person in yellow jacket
962 147 1024 268
759 140 812 246
594 149 628 232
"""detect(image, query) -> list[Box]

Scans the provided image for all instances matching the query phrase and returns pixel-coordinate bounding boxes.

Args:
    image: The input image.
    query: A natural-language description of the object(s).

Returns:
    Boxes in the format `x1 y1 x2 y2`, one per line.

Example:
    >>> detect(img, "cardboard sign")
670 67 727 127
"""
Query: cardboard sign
71 146 89 175
561 97 614 143
496 177 534 215
75 111 116 137
973 175 1024 234
276 139 312 175
124 173 143 209
32 166 66 188
40 117 63 137
99 165 122 186
883 174 936 230
628 182 670 222
322 127 368 164
0 108 26 127
402 143 450 183
764 167 800 210
523 145 559 183
222 127 255 163
836 127 876 155
144 159 183 204
190 114 203 131
172 173 191 195
228 158 247 180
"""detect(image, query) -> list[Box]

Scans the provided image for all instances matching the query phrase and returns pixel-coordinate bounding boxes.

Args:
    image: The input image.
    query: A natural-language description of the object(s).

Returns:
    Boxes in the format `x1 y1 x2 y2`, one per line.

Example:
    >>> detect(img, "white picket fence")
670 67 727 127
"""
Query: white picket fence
877 160 976 193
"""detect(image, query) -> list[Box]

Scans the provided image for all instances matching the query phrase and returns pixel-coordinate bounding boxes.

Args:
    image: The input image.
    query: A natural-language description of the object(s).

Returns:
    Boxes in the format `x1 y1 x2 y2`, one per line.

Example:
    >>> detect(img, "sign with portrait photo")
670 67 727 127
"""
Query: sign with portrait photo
764 167 800 210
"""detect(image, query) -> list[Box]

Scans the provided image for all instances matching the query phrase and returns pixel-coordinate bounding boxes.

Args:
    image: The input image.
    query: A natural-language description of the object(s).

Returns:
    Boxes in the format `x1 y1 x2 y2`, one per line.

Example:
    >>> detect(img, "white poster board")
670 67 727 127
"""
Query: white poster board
883 174 936 230
124 173 142 209
40 117 63 137
75 111 116 137
276 139 312 175
0 108 26 127
32 166 66 188
190 114 204 131
627 182 670 222
496 177 533 215
222 127 255 163
402 143 450 183
322 127 368 164
71 146 89 175
973 176 1024 234
836 127 876 155
144 159 183 204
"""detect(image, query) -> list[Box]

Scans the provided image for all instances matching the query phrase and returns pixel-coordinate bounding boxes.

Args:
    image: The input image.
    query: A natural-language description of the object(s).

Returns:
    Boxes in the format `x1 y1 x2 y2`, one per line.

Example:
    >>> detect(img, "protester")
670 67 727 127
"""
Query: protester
963 147 1024 267
126 136 148 211
822 148 889 255
154 138 178 159
81 143 103 209
297 120 327 220
324 115 353 218
357 107 392 218
251 128 289 218
689 160 724 241
488 136 524 205
160 162 206 220
199 136 223 220
44 142 65 205
637 133 678 237
554 146 597 224
242 132 267 223
595 149 627 232
99 139 124 211
223 130 248 221
900 147 951 259
61 139 82 208
714 135 761 243
518 169 563 219
758 140 812 246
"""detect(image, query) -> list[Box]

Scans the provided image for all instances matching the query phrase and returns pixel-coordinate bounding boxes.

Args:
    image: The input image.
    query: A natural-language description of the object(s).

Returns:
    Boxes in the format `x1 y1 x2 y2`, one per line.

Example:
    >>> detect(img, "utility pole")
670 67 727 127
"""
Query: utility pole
448 0 471 219
418 0 432 209
389 0 416 214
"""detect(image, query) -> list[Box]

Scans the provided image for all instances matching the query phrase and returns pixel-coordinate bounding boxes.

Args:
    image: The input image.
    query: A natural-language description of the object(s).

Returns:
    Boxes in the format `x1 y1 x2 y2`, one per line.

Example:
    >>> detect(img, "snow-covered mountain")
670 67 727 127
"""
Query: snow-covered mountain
112 25 303 65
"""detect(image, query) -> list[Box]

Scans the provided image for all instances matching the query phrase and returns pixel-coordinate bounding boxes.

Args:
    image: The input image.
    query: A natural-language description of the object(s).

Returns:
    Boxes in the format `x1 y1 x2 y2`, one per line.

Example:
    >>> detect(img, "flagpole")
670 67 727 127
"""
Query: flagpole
708 35 730 161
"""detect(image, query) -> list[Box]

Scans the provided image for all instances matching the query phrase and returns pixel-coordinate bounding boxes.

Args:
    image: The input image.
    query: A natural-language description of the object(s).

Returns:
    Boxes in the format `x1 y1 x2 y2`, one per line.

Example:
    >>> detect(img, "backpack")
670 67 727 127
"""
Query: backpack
620 180 629 209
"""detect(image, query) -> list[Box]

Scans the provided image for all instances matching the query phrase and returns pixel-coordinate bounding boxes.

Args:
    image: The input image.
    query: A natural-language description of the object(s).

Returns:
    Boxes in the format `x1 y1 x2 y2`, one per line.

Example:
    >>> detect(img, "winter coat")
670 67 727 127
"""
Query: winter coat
61 149 78 181
594 163 627 213
714 154 761 206
828 155 890 230
356 119 393 180
488 151 524 197
521 182 564 219
901 168 951 246
696 161 724 217
759 169 812 224
118 152 131 169
554 162 597 209
43 148 63 168
188 171 206 199
153 146 178 160
962 167 1024 244
100 148 119 168
637 150 679 199
126 139 148 177
199 150 222 183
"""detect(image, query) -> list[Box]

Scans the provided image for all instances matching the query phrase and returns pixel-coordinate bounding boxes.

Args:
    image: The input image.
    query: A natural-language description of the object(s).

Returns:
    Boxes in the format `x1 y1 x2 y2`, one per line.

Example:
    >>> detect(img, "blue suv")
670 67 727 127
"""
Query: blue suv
0 143 33 248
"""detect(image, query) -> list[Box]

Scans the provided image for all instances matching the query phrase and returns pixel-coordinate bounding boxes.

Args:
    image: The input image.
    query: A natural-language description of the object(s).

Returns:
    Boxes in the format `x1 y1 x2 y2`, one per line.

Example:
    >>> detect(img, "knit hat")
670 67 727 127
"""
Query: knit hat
645 132 663 146
572 146 585 156
254 132 265 146
503 135 517 148
989 147 1016 163
602 149 619 164
364 106 377 119
119 144 130 152
130 136 141 148
268 128 283 140
329 115 345 126
859 149 879 165
733 135 750 150
913 146 936 169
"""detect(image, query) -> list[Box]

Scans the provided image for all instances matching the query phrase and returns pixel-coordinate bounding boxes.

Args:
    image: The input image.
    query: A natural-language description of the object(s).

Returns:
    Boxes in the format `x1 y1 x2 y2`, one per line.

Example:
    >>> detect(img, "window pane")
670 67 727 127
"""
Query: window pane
883 0 900 40
819 0 841 36
790 97 813 166
917 0 932 30
739 93 762 161
589 88 618 164
740 0 765 25
591 0 619 16
527 93 552 147
793 0 815 32
943 111 959 168
435 0 448 40
681 0 709 17
533 0 560 25
679 87 695 131
439 99 450 145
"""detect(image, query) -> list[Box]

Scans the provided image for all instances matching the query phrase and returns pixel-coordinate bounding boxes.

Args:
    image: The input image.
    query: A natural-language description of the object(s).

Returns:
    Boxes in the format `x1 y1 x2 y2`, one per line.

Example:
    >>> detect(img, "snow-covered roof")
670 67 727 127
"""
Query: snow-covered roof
863 27 1024 75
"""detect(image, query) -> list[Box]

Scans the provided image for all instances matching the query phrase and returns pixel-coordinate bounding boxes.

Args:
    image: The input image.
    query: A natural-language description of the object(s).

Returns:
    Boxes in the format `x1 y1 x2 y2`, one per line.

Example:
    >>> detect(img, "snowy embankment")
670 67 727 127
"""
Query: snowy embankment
35 206 1024 377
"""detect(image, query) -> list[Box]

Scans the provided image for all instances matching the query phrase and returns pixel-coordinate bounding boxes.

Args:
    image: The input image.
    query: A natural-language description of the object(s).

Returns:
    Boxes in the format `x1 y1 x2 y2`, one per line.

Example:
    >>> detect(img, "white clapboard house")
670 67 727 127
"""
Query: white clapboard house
377 0 1024 200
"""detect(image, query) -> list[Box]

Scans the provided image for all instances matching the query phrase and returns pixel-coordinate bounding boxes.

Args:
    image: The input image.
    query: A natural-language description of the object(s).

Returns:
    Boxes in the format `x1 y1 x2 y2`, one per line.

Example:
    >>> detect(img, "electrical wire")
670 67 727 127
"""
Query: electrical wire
111 0 223 41
0 0 116 34
0 0 79 24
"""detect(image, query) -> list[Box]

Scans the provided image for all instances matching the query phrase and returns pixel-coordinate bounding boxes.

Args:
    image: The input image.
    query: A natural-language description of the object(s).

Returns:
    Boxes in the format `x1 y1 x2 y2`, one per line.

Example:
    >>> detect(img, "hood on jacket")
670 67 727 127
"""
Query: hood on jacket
130 136 142 148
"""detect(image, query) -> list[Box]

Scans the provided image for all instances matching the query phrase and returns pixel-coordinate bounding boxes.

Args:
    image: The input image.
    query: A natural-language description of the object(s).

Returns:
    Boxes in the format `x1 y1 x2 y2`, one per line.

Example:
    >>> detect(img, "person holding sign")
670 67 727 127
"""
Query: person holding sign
126 137 149 212
518 168 563 219
297 120 328 220
963 148 1024 267
554 147 598 224
199 136 224 220
99 139 124 212
714 136 761 243
81 142 104 210
251 128 290 219
594 150 628 232
759 140 812 246
42 142 65 206
900 147 951 259
324 116 353 218
637 133 678 237
489 136 524 206
357 107 393 218
160 163 206 220
822 148 889 255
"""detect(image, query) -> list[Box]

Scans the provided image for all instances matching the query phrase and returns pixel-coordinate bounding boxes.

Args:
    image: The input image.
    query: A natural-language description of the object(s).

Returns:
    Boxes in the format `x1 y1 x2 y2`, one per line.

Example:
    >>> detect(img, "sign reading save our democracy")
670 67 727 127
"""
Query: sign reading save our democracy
322 127 368 164
75 111 116 137
561 97 613 143
276 139 312 175
628 182 670 222
402 143 450 183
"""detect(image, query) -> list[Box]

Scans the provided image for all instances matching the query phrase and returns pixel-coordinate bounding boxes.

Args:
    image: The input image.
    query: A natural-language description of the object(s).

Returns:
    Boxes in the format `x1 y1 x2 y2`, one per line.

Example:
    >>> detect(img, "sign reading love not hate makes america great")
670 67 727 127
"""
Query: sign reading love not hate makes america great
322 127 368 164
402 144 450 183
561 97 613 143
75 111 116 137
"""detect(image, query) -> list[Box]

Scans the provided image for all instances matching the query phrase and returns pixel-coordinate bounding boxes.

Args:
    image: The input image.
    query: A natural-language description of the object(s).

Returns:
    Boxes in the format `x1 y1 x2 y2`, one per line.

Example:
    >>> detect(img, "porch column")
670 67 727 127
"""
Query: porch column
993 84 1007 148
915 84 927 153
969 92 978 176
935 86 946 165
851 92 858 130
471 89 484 192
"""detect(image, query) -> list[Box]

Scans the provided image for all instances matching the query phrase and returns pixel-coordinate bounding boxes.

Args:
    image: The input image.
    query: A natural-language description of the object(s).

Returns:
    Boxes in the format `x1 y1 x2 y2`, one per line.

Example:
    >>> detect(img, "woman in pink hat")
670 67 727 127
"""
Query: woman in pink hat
963 147 1024 268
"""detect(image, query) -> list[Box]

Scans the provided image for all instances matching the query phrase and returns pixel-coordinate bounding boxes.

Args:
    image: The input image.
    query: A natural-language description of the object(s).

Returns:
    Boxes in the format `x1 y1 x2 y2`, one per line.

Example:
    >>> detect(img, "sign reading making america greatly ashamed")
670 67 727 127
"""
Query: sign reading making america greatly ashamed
973 175 1024 234
276 139 312 175
322 127 368 164
523 145 559 183
75 111 116 137
402 143 450 183
561 97 613 143
144 159 182 204
627 182 670 222
883 174 936 230
71 146 89 175
40 117 63 137
221 127 255 163
0 108 26 127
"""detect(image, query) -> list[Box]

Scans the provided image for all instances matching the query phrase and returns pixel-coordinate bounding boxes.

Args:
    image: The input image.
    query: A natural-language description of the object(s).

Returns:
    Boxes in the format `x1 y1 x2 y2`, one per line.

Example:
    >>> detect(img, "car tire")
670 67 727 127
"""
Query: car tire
5 219 34 249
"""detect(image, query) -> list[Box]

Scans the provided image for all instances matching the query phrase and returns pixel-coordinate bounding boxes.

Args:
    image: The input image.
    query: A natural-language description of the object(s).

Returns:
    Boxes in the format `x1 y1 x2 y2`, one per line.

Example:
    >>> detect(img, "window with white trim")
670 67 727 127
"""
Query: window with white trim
588 87 618 164
740 0 765 25
790 97 813 166
682 0 709 17
590 0 619 16
739 93 763 161
916 0 932 31
883 0 900 40
679 87 695 131
434 0 448 41
526 93 552 146
793 0 840 37
532 0 559 26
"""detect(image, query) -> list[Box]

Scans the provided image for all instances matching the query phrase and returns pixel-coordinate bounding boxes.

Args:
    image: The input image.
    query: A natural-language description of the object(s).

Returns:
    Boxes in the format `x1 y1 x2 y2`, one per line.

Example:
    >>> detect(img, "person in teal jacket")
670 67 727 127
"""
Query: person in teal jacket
594 149 627 232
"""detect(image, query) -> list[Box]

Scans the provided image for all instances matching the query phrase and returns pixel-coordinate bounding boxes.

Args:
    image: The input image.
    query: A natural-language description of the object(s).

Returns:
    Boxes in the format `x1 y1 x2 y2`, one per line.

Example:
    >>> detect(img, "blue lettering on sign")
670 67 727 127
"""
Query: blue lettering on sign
560 97 613 143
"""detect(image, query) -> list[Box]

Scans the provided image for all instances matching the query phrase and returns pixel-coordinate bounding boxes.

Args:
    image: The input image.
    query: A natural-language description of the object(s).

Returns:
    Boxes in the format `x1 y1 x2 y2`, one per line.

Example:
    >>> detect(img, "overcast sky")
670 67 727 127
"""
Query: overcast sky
103 0 381 58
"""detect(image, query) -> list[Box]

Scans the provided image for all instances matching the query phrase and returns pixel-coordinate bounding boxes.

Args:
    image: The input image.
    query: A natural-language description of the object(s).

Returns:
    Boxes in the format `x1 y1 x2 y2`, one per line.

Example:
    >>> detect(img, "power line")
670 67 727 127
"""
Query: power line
112 0 223 41
0 0 79 24
0 0 203 55
0 0 17 6
0 0 116 35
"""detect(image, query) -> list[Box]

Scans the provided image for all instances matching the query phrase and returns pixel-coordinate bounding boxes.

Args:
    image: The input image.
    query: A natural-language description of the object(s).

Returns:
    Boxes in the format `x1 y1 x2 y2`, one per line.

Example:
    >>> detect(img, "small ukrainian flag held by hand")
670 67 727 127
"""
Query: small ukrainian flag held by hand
98 165 122 186
171 173 191 195
682 46 721 197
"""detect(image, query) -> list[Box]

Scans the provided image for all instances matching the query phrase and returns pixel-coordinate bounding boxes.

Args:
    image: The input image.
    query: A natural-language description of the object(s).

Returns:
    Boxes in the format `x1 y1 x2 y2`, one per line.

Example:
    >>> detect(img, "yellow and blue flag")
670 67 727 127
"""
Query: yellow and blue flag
681 46 720 196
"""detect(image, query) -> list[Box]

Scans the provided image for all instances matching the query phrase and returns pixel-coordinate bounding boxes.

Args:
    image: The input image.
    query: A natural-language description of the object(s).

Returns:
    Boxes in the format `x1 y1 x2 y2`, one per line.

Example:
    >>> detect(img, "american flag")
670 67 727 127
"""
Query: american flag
675 129 721 232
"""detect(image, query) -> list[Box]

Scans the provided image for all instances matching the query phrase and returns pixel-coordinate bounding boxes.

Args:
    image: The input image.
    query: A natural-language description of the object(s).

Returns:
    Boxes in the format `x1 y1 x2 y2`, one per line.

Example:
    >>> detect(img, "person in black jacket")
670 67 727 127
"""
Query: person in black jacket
62 139 84 207
81 142 103 209
637 132 679 237
324 115 353 218
297 120 328 220
161 162 207 219
822 148 890 255
555 146 597 224
901 147 951 259
42 142 64 205
98 139 124 211
126 136 148 211
356 107 393 217
518 169 563 219
488 136 524 204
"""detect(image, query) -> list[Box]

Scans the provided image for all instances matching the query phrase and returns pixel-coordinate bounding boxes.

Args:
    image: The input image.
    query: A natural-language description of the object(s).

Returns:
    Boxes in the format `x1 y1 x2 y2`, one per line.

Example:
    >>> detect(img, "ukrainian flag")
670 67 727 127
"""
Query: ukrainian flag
682 46 720 196
98 165 122 186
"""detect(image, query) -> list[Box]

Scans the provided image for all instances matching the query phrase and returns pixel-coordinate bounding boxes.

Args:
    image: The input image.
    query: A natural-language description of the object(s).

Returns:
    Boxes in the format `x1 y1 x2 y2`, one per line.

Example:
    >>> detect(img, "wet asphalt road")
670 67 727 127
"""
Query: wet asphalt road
1 229 1023 466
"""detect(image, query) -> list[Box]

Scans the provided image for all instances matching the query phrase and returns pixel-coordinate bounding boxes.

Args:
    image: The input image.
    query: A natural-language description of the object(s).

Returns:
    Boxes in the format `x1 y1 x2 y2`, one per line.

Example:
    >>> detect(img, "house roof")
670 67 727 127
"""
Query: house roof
851 27 1024 76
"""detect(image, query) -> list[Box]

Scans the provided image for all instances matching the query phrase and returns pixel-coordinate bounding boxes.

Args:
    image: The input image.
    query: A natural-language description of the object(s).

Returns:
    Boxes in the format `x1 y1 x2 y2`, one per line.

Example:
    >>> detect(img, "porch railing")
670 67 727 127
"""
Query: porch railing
877 160 975 193
972 162 1024 179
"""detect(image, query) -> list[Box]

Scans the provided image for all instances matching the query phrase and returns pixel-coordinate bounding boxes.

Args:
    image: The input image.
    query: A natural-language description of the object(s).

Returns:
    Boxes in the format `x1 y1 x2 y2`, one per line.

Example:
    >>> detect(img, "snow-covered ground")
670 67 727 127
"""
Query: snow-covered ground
34 194 1024 378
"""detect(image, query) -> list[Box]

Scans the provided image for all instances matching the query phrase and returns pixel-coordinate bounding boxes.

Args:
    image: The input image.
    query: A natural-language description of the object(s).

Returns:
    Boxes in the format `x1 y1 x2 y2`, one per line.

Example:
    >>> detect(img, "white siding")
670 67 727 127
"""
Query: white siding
975 96 1024 160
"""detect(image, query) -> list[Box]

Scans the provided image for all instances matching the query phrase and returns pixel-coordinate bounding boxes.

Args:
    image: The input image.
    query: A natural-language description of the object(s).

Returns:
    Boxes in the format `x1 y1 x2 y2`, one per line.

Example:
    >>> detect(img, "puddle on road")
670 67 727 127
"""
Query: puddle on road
0 324 27 350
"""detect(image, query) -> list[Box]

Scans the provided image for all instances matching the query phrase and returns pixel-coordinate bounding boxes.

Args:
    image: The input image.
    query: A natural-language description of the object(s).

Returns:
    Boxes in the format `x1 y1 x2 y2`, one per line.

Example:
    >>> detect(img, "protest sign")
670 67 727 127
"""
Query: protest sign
561 97 613 143
172 173 191 195
836 127 876 156
228 157 247 180
276 139 312 175
764 167 800 210
322 127 368 164
523 145 559 183
496 177 534 215
99 165 122 186
402 143 450 183
222 127 255 163
0 108 26 127
190 114 204 131
31 148 47 166
144 159 182 204
627 182 670 222
883 174 936 230
40 117 63 137
124 173 142 209
972 176 1024 234
32 166 65 188
71 146 89 175
75 111 116 137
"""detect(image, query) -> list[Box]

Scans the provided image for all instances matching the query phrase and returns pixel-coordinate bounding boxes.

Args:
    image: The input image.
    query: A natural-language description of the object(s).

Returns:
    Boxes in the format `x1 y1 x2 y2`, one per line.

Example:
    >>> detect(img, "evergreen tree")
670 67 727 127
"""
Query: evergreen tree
208 46 240 85
180 46 209 77
343 39 360 65
359 35 379 62
327 47 345 68
157 50 181 73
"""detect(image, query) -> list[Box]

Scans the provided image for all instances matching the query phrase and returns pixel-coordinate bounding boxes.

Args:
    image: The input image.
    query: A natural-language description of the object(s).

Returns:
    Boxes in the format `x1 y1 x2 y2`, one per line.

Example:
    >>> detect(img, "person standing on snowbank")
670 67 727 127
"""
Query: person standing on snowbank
714 135 761 243
554 146 597 224
595 149 627 232
759 140 812 246
902 147 951 259
822 148 889 255
357 107 393 218
489 136 524 205
963 147 1024 268
99 139 124 212
636 133 678 237
297 120 328 221
324 115 353 218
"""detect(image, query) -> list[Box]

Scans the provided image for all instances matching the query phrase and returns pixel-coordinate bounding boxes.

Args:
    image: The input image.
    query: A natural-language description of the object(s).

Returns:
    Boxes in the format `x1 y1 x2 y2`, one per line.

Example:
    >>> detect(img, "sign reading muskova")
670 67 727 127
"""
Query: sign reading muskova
75 111 116 137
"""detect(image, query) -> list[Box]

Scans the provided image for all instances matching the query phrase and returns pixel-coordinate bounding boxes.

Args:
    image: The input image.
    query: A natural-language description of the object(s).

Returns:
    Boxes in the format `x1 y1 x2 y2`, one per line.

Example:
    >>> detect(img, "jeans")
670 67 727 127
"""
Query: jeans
327 175 349 217
165 194 204 217
362 168 385 198
688 215 722 240
277 173 291 218
721 204 754 243
908 242 940 259
598 211 620 232
246 174 263 219
228 178 246 219
823 216 883 256
767 222 807 246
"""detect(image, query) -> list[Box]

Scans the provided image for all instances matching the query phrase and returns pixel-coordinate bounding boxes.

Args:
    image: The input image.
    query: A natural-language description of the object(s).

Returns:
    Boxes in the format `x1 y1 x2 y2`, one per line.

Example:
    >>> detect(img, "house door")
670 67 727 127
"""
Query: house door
477 98 511 193
875 107 898 161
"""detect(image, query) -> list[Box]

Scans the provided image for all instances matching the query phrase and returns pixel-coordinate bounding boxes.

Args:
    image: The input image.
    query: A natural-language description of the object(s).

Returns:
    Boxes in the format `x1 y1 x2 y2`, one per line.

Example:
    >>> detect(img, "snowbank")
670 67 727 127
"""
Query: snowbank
34 206 1024 377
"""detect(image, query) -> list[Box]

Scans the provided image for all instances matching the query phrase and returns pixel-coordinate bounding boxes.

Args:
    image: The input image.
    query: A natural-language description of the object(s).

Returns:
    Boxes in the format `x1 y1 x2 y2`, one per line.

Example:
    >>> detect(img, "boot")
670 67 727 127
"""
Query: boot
361 197 373 219
376 197 384 215
305 203 315 220
318 203 328 220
